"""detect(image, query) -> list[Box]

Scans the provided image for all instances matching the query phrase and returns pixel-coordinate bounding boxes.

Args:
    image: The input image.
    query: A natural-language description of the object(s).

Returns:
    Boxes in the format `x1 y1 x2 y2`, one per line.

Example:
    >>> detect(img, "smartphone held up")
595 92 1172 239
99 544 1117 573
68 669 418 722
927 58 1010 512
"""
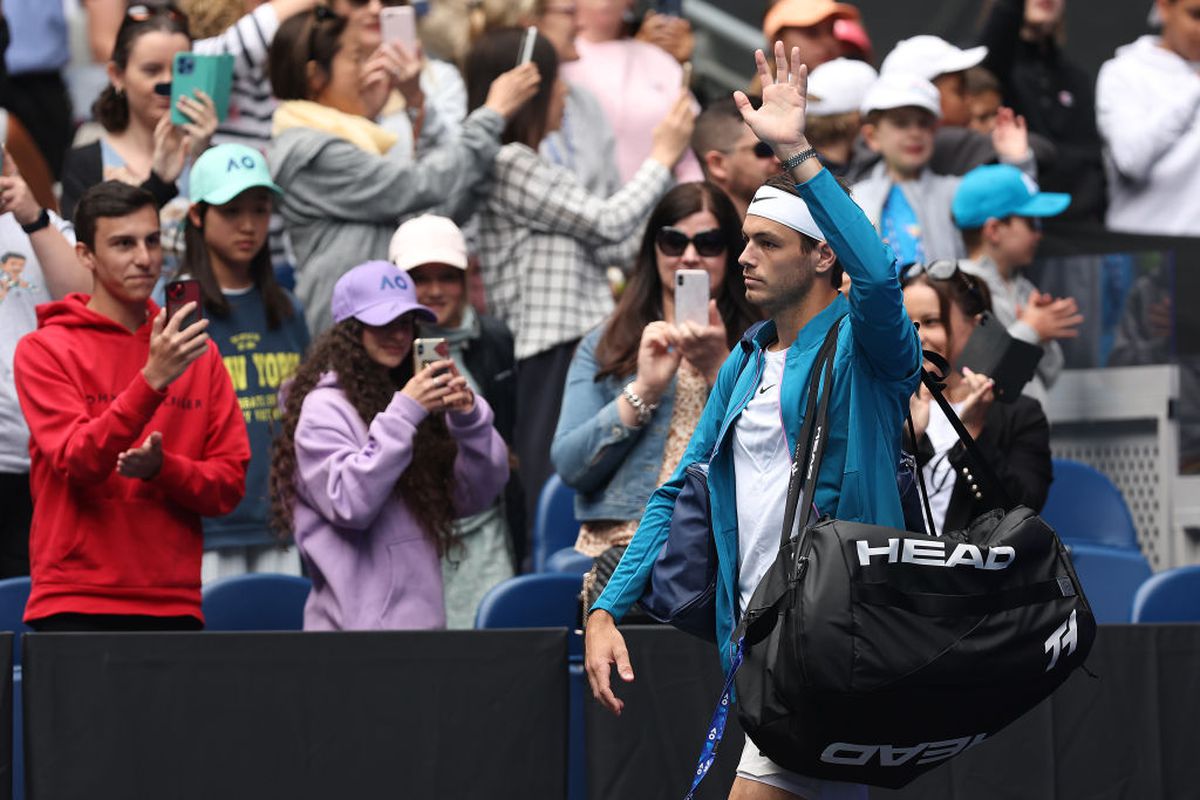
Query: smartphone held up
165 278 203 327
413 337 450 375
674 269 709 329
380 5 418 53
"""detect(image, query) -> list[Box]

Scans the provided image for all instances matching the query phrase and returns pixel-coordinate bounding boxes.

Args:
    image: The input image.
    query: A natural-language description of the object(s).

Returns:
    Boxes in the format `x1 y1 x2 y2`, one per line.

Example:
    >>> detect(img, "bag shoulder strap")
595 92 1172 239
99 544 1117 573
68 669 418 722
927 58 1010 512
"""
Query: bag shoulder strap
918 350 1015 512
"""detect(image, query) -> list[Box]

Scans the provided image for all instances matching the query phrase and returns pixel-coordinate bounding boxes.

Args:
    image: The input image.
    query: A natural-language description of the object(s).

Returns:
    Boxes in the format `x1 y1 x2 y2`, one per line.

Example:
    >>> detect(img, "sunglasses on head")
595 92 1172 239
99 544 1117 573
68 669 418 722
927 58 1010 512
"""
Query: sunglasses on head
656 227 726 258
342 0 411 7
125 3 187 23
902 259 987 314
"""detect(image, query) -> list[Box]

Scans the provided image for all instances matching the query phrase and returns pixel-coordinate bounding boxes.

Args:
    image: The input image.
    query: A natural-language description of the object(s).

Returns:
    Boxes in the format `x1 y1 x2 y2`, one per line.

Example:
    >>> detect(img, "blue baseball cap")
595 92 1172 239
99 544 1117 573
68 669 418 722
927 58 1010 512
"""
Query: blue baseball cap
952 164 1071 229
331 261 436 326
190 143 282 206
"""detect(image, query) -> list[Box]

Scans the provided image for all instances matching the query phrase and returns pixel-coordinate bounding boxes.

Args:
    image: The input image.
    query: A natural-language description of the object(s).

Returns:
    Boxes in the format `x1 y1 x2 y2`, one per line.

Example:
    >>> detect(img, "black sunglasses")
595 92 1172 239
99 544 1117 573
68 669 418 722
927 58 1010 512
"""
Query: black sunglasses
656 227 726 258
341 0 411 7
125 3 187 23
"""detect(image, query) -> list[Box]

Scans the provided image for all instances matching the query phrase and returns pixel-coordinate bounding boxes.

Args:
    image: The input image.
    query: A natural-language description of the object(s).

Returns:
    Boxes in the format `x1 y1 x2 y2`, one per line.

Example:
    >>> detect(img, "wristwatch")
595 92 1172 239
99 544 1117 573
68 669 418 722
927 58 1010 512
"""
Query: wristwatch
20 208 50 235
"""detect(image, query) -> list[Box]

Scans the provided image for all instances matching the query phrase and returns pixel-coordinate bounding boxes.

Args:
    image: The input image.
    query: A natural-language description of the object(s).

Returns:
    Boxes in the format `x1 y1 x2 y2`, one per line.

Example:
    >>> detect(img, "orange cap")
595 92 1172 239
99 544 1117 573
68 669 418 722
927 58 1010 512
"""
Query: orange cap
763 0 860 42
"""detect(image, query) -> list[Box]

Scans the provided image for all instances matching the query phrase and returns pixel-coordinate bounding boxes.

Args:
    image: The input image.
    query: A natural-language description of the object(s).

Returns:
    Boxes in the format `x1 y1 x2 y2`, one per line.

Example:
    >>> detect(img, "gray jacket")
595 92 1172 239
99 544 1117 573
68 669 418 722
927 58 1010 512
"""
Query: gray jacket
268 107 505 334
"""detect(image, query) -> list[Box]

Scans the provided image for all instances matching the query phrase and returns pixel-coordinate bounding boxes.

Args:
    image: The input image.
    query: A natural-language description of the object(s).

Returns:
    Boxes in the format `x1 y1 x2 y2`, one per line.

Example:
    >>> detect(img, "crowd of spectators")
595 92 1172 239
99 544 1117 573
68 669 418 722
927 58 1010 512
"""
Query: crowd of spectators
0 0 1193 632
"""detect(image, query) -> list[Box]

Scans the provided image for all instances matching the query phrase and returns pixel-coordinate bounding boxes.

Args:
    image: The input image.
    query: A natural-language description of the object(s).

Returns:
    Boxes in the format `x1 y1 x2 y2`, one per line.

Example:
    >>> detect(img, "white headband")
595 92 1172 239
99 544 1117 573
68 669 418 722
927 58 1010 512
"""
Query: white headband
746 186 827 242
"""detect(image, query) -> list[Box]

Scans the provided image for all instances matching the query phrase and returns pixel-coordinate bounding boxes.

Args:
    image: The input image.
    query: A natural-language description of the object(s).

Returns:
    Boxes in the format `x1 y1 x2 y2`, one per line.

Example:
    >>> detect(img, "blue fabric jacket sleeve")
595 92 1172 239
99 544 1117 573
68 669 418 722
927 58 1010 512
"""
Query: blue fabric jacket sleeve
549 328 646 493
799 168 921 383
591 343 743 620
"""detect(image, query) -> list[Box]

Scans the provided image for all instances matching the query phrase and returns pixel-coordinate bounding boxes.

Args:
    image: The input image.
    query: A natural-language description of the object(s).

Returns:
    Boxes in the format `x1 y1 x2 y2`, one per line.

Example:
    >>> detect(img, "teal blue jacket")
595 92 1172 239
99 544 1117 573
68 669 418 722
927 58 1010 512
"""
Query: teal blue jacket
592 168 922 670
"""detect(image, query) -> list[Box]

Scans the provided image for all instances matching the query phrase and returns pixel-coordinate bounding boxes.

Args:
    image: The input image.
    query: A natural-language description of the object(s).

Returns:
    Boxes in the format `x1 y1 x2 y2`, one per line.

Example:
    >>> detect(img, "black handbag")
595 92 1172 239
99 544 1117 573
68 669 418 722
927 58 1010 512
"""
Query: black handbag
686 324 1096 794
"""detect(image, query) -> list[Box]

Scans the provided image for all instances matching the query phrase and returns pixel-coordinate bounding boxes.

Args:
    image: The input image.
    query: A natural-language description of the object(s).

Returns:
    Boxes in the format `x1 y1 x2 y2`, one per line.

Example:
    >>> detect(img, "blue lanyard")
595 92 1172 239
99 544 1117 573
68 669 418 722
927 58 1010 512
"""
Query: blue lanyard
684 636 744 800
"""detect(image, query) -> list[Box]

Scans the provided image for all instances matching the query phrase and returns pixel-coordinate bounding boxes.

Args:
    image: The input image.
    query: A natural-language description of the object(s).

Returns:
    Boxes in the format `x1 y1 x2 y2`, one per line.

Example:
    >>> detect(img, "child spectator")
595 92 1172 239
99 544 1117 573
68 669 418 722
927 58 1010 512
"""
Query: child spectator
1096 0 1200 236
853 73 1034 264
266 9 540 335
690 97 782 218
953 164 1083 401
14 182 249 631
390 215 518 628
964 66 1003 135
879 34 1052 177
0 153 85 578
979 0 1107 222
464 28 693 555
805 57 876 178
269 261 509 630
181 144 309 580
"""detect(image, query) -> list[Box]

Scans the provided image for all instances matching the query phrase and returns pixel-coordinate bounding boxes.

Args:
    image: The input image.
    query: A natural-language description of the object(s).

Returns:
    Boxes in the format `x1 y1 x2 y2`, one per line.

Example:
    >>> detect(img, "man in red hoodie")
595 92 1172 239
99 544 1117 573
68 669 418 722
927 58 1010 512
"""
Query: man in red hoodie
13 181 249 631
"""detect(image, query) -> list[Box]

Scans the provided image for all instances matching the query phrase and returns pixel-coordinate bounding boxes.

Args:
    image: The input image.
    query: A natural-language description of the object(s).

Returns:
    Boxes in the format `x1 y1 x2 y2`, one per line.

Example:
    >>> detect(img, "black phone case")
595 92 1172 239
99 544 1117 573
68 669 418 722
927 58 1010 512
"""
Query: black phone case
954 312 1043 403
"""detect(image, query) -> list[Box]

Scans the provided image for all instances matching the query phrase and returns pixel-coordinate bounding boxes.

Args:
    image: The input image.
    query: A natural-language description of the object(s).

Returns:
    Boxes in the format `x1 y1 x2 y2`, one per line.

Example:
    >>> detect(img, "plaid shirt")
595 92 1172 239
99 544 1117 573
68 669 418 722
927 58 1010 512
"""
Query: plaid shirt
478 144 673 360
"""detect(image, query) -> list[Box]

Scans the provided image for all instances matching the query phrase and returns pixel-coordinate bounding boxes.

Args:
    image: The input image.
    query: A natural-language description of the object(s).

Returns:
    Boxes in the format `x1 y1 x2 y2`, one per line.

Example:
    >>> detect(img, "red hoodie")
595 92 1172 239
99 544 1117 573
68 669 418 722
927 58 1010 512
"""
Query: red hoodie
13 295 249 623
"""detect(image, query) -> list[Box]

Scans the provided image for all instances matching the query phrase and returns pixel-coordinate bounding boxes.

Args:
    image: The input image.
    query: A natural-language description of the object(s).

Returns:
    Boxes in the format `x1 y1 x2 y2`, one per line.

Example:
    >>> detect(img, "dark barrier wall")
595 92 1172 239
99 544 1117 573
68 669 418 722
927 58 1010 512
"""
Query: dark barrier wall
0 633 10 800
587 625 1200 799
23 630 565 800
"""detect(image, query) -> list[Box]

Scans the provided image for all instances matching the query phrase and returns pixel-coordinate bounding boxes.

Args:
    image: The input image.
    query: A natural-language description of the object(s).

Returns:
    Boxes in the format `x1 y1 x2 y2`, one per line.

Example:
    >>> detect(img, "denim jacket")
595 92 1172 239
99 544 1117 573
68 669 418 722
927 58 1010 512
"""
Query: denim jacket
550 325 678 521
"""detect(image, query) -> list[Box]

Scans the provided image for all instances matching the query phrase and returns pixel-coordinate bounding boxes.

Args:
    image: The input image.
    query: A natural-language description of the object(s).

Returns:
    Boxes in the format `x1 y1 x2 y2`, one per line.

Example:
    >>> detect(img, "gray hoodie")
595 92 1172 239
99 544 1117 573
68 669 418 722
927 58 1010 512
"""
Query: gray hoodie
268 107 505 334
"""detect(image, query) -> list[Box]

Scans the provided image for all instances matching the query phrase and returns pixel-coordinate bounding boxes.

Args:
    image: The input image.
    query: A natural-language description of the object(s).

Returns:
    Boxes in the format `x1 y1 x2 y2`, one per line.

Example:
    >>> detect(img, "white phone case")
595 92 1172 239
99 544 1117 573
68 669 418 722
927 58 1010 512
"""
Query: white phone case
674 269 710 329
380 6 418 52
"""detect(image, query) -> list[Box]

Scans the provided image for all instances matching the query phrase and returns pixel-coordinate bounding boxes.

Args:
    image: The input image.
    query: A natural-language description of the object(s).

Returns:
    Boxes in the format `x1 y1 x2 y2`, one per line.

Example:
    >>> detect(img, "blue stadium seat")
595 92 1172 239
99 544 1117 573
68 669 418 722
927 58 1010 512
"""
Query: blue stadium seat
1043 459 1140 550
201 573 311 631
1132 565 1200 623
545 547 593 576
533 475 579 572
1066 542 1153 623
475 573 585 800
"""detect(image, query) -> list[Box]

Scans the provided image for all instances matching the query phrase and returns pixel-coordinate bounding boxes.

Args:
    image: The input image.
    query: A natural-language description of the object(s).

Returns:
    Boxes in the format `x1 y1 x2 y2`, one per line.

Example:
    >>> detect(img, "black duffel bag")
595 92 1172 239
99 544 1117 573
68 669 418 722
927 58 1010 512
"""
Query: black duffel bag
730 328 1096 790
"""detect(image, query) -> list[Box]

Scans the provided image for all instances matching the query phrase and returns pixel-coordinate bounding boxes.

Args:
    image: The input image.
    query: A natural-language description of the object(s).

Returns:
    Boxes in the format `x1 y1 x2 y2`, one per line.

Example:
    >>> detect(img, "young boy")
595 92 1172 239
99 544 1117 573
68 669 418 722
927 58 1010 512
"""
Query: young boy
852 72 1033 265
953 164 1083 401
965 66 1004 136
13 181 249 631
805 56 877 178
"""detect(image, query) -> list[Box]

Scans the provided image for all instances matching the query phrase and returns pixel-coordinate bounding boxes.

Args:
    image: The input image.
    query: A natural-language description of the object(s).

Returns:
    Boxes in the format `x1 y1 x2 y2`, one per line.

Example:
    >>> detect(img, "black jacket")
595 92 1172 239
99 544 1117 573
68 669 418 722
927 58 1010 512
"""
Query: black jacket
459 312 524 538
979 0 1107 222
911 395 1053 533
59 140 178 222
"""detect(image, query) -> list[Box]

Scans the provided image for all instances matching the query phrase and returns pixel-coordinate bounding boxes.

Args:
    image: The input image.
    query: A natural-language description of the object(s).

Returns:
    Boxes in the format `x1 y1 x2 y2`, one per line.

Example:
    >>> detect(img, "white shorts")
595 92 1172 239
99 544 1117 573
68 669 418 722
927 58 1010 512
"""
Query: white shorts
736 740 868 800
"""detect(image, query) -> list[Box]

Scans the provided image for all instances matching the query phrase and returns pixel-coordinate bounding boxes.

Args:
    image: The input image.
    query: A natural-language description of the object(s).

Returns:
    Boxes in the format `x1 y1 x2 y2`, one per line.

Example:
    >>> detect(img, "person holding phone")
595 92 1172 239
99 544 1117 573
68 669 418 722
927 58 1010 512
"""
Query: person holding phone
60 4 219 244
551 182 758 601
13 181 249 632
389 215 519 627
269 260 509 630
178 144 310 580
267 9 541 335
464 27 694 557
901 261 1051 534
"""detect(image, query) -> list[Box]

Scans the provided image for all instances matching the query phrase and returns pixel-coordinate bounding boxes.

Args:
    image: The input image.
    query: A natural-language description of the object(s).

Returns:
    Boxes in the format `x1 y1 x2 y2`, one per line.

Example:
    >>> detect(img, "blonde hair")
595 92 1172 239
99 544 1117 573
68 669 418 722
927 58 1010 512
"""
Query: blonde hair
420 0 540 65
179 0 241 39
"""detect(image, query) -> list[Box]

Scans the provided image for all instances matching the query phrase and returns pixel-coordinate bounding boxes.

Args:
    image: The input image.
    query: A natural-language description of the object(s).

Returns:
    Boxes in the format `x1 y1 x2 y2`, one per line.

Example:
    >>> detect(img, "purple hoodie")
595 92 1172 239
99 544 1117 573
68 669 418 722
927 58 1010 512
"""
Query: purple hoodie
291 372 510 630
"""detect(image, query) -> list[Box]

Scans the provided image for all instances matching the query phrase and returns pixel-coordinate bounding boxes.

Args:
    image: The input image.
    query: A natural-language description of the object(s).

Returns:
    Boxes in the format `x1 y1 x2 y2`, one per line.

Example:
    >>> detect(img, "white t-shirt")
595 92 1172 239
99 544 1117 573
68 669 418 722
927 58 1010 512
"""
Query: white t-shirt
733 347 793 614
920 400 964 535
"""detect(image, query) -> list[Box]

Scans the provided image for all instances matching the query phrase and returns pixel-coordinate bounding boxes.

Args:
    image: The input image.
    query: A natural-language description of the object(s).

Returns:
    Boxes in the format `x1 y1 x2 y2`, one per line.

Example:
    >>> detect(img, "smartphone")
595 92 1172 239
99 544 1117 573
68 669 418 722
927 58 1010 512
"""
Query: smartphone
165 278 203 327
656 0 684 17
955 311 1044 403
380 5 418 53
413 337 450 374
674 269 709 329
170 52 233 126
518 26 538 66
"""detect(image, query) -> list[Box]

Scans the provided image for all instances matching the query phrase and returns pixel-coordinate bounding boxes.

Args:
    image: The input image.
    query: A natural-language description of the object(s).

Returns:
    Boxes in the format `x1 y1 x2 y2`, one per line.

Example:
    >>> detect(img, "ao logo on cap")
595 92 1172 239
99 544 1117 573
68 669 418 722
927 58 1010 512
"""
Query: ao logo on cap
380 274 409 291
226 155 259 172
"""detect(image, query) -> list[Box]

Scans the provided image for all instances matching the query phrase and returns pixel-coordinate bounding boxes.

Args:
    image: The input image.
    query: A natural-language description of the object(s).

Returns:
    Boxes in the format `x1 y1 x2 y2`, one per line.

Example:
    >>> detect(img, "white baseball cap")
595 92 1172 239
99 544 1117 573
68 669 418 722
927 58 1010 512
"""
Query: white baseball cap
388 214 469 273
860 73 942 118
880 35 987 82
807 58 878 116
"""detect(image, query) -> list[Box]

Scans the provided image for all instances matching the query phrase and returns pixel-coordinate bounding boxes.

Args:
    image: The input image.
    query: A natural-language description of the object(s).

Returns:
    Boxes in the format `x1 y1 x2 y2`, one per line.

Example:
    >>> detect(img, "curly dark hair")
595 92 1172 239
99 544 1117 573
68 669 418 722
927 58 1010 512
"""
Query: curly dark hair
269 319 459 554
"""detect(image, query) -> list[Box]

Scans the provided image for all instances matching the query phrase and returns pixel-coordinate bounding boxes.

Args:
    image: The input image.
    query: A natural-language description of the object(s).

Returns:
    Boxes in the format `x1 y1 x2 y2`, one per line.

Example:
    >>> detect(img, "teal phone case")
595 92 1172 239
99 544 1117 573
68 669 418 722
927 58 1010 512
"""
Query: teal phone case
170 52 233 126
